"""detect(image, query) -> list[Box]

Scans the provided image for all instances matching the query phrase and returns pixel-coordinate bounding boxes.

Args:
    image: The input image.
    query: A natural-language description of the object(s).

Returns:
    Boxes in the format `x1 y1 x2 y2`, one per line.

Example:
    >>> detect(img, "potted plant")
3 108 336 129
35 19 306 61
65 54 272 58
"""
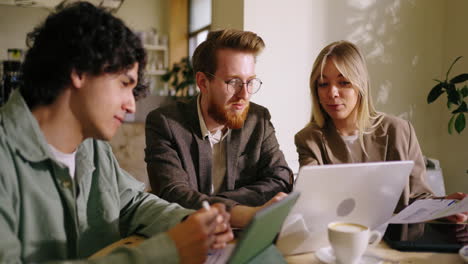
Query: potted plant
427 56 468 134
161 56 196 99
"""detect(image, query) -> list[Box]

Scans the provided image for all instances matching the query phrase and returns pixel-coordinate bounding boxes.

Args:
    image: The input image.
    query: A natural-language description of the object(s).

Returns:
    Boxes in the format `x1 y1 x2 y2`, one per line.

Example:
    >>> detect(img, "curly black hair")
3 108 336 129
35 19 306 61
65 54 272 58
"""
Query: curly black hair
20 1 148 109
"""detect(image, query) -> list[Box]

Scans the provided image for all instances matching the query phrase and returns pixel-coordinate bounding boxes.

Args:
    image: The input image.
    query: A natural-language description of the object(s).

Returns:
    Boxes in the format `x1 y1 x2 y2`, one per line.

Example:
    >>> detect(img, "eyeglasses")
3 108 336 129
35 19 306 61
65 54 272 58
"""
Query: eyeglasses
205 72 262 94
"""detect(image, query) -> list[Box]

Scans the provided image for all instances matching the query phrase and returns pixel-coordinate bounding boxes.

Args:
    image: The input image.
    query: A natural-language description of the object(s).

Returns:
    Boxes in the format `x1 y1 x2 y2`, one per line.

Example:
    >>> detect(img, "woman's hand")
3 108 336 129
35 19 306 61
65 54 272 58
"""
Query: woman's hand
444 192 468 223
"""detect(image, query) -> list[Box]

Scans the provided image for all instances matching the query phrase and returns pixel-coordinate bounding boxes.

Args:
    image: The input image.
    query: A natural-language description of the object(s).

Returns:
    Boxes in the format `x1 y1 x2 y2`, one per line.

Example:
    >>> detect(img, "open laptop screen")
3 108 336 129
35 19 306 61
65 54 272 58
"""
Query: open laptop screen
278 161 414 254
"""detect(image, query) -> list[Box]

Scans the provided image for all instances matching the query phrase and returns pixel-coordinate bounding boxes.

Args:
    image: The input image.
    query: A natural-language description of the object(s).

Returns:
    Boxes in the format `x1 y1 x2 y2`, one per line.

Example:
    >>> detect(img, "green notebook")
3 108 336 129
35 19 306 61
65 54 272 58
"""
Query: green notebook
207 192 300 264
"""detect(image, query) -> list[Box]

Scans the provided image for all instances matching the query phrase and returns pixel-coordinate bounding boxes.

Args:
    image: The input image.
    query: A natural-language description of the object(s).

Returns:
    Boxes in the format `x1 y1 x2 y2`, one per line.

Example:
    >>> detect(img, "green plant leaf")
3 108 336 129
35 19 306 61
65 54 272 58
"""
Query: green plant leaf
160 56 196 98
452 101 468 114
448 114 456 134
161 72 171 82
427 83 444 103
176 82 185 90
447 82 456 91
447 85 461 104
455 113 466 134
462 85 468 98
446 56 463 81
171 75 179 87
450 73 468 84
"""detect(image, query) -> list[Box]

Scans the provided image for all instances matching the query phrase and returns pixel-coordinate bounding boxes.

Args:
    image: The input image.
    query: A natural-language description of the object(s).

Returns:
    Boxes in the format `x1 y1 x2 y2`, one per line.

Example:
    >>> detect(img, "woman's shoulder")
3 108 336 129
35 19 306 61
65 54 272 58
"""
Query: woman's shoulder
375 113 412 134
295 122 325 141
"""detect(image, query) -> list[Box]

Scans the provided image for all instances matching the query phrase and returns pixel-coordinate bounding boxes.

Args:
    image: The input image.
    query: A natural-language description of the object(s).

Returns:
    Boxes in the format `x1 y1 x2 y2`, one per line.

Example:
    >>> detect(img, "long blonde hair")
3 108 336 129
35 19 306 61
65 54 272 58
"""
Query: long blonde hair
309 41 384 145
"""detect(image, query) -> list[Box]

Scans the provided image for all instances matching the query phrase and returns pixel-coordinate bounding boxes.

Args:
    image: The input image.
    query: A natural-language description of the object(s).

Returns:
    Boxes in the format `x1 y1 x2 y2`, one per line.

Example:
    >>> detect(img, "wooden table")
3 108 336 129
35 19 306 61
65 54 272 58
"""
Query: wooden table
90 235 464 263
286 242 463 264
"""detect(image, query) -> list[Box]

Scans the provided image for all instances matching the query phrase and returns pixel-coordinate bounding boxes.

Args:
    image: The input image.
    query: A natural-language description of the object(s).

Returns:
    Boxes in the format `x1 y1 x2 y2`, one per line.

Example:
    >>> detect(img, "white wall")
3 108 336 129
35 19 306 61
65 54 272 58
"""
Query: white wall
243 0 322 172
0 5 49 61
212 0 244 30
116 0 169 36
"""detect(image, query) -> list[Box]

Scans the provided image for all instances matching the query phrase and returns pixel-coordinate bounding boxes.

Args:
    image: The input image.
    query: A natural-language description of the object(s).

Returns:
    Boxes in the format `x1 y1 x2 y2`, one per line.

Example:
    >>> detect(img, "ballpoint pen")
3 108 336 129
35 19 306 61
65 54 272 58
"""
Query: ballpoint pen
202 200 211 211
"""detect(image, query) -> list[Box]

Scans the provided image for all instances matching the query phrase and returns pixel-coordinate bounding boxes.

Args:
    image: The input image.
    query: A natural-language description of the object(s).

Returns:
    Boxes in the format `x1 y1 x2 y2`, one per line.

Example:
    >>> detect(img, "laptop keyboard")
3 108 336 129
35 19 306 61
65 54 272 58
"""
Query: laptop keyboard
205 243 235 264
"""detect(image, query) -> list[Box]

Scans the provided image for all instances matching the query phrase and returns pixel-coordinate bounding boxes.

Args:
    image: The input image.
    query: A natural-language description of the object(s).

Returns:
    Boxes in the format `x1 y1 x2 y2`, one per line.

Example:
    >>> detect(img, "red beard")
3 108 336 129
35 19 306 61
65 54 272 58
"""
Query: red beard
207 99 250 129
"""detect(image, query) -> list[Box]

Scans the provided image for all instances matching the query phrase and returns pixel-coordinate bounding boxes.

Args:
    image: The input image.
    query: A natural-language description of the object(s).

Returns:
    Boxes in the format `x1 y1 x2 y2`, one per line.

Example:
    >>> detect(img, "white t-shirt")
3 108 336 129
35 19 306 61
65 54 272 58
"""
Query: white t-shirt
48 144 77 179
340 132 364 163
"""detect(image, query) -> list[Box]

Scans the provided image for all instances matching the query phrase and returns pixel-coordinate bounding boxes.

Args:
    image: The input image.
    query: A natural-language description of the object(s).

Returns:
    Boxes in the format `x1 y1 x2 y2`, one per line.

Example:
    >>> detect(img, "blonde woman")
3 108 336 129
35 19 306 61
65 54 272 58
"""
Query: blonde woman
295 40 467 221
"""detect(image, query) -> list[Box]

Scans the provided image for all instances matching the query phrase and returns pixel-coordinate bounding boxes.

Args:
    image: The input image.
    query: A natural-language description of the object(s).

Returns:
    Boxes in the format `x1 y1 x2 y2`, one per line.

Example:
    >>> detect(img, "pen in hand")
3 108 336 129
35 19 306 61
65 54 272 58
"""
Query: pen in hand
202 200 211 211
202 200 222 229
203 200 225 225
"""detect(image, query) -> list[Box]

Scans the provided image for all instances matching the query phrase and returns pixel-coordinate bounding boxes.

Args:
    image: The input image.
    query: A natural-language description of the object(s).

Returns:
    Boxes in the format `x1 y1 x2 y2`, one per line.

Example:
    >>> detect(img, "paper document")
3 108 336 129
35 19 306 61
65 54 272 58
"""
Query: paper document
389 197 468 223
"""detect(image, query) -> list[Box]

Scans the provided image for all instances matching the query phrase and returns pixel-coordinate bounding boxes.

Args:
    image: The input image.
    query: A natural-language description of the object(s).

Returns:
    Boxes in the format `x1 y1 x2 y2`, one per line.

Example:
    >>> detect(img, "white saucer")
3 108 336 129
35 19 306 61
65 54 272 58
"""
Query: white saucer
315 247 390 264
315 247 336 264
460 245 468 262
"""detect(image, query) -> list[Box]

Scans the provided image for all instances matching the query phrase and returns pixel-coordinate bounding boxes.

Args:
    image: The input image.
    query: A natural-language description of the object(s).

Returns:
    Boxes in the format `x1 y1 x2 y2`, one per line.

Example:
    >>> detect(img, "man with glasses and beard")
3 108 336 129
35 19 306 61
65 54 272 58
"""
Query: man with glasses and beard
145 29 293 227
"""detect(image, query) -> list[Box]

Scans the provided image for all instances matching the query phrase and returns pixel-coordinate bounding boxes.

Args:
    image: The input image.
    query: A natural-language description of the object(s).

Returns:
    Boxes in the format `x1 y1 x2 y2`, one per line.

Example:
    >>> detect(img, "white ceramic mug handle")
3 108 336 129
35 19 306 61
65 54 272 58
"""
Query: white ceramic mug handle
368 230 382 246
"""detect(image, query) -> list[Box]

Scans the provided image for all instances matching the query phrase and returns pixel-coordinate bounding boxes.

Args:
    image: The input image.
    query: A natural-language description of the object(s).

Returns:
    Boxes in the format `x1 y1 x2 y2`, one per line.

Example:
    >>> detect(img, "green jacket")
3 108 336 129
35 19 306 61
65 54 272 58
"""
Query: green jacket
0 90 194 263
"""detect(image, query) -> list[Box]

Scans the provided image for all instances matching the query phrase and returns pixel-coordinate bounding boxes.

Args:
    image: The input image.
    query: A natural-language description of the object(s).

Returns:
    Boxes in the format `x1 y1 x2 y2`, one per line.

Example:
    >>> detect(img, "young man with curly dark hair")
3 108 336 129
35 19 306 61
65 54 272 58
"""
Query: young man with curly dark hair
0 2 232 263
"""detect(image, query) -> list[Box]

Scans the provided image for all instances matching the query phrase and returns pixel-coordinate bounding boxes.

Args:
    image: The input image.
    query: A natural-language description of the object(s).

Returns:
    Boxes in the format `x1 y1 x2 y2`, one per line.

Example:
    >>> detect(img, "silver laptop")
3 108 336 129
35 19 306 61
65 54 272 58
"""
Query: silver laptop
277 161 413 255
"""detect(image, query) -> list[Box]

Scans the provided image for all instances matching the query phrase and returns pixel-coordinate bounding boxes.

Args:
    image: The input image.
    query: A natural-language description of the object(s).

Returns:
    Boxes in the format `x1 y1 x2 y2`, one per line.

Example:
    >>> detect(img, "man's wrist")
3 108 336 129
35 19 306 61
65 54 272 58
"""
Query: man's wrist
230 205 258 228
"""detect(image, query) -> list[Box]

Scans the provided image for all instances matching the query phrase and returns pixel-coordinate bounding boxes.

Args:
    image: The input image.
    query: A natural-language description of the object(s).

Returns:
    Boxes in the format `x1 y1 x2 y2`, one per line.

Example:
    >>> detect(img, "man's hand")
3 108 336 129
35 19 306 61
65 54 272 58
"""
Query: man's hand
260 192 288 208
209 203 234 249
444 192 468 223
167 207 221 264
230 192 288 228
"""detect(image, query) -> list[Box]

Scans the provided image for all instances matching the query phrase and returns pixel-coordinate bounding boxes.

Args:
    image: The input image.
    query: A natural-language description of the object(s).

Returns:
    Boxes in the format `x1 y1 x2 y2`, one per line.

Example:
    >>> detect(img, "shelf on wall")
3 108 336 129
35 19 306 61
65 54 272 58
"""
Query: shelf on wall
144 42 168 95
144 44 168 51
147 70 167 75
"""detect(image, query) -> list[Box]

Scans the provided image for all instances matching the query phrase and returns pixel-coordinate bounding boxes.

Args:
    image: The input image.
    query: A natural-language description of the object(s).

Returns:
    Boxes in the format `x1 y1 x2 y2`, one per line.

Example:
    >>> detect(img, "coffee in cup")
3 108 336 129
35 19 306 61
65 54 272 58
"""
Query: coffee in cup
327 222 381 264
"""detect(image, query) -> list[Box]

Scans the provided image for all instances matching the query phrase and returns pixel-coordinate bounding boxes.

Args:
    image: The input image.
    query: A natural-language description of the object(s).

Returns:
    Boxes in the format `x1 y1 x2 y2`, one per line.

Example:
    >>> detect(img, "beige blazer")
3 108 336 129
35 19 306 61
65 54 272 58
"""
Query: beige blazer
295 114 433 212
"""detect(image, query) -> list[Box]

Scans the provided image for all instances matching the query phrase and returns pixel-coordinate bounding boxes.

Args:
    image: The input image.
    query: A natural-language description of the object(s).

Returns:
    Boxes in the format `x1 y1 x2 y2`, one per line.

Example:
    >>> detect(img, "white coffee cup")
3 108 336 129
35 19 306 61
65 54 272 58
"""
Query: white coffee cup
327 221 381 264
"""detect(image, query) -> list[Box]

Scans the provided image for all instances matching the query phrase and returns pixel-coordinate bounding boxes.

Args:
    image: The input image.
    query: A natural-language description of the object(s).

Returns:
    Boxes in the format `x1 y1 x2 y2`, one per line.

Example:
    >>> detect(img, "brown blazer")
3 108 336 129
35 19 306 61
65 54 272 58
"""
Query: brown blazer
294 114 433 212
145 97 293 210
